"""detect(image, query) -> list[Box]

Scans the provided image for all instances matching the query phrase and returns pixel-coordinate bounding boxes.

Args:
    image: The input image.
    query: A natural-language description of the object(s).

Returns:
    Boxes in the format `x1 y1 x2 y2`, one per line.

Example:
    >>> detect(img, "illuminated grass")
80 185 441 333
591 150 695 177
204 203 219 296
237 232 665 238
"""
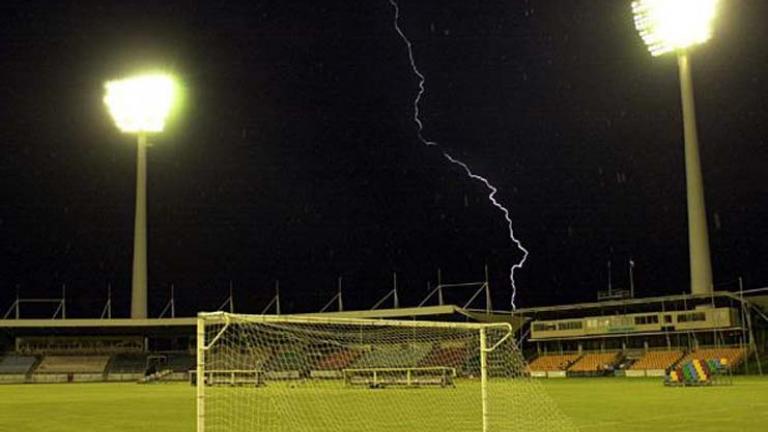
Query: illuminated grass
547 377 768 431
0 377 766 431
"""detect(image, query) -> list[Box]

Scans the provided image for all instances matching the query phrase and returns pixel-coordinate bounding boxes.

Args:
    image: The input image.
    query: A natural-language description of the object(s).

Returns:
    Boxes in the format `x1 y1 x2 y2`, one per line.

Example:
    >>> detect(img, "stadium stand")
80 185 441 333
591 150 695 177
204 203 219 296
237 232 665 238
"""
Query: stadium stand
527 353 580 371
123 353 196 382
313 349 361 370
35 355 110 374
463 353 481 374
568 352 620 373
16 336 143 355
308 348 362 379
256 349 307 380
165 353 196 372
0 354 37 384
630 350 684 370
351 343 432 368
30 355 110 383
265 349 307 371
108 353 147 374
0 354 38 375
107 353 147 381
419 345 472 368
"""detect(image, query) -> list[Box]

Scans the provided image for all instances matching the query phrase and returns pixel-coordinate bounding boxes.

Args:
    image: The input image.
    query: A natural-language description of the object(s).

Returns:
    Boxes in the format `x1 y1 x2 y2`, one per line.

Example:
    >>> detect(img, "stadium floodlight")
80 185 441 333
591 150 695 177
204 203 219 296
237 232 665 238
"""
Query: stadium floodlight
632 0 719 57
104 73 178 319
104 74 176 133
632 0 719 296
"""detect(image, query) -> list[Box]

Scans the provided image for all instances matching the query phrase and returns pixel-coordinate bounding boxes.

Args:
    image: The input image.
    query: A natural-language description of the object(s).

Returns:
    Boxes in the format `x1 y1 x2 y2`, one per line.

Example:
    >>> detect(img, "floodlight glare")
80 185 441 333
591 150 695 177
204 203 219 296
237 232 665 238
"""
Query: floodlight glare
104 74 176 133
630 0 718 296
104 72 179 319
632 0 719 56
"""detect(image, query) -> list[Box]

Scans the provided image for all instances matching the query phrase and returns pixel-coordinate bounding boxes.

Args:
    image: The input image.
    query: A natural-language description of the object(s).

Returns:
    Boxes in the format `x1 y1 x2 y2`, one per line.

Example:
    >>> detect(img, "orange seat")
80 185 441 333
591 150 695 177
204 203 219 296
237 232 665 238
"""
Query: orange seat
630 351 683 370
569 352 620 372
528 353 580 371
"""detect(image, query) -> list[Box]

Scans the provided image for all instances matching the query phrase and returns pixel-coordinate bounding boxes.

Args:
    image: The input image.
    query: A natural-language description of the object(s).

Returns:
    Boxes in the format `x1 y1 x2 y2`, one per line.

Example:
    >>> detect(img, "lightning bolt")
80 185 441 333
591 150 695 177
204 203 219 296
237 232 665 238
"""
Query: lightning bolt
388 0 529 309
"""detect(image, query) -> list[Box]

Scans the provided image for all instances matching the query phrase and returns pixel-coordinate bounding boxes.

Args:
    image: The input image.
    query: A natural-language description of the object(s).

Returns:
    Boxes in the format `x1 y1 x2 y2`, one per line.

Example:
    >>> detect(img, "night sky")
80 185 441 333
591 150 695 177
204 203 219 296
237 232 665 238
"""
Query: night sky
1 1 767 318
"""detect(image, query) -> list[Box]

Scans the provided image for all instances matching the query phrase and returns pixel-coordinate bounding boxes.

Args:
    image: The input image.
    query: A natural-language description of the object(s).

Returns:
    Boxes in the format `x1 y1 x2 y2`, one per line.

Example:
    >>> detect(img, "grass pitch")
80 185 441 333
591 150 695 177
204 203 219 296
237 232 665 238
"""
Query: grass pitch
0 377 766 431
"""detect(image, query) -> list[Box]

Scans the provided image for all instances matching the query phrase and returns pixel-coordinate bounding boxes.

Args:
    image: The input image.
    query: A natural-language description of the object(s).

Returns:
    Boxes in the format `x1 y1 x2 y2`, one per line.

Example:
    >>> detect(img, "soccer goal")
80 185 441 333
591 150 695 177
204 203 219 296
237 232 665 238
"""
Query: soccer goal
196 312 574 432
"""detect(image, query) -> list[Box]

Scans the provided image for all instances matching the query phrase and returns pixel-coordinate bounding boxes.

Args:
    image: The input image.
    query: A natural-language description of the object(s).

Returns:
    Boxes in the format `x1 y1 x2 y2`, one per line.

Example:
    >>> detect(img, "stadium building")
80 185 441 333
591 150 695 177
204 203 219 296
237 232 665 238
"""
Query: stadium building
0 272 765 385
517 290 767 379
0 275 528 384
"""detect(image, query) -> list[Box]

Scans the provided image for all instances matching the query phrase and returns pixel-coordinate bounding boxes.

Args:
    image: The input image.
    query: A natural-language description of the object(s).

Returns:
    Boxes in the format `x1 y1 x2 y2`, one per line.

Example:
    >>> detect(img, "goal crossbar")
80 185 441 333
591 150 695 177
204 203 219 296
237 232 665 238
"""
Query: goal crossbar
198 310 513 332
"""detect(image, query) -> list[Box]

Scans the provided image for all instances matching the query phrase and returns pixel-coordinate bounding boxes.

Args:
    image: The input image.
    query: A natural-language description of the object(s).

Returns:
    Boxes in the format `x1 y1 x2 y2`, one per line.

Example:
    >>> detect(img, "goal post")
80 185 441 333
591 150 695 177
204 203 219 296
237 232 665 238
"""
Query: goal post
196 312 574 432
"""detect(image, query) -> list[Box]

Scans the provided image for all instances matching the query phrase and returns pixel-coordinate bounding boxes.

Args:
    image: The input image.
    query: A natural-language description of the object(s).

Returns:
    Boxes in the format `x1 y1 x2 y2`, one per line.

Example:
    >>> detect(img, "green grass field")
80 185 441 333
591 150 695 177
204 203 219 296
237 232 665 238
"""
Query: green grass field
0 377 766 431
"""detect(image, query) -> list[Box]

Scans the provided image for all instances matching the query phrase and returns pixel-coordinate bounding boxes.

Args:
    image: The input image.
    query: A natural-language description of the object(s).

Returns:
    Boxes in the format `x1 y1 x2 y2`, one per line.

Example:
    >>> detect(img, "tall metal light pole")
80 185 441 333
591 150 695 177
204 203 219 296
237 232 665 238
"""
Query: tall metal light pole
676 51 712 296
632 0 719 296
105 74 177 318
132 131 148 318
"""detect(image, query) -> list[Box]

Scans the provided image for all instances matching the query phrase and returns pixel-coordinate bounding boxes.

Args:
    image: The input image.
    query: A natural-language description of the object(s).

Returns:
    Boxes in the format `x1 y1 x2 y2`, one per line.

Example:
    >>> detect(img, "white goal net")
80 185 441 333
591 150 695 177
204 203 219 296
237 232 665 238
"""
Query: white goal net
197 312 574 432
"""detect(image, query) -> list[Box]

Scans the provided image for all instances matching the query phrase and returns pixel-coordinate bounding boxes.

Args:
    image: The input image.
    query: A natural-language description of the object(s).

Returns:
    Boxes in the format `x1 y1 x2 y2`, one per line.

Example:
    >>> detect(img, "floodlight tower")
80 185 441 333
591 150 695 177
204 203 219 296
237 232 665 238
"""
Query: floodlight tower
104 74 176 318
632 0 719 296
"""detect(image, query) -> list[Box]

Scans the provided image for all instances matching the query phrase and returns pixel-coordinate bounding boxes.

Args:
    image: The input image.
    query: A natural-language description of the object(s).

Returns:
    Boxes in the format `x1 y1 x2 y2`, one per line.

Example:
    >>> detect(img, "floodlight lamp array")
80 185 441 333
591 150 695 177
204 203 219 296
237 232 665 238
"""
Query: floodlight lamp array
632 0 719 57
104 74 176 133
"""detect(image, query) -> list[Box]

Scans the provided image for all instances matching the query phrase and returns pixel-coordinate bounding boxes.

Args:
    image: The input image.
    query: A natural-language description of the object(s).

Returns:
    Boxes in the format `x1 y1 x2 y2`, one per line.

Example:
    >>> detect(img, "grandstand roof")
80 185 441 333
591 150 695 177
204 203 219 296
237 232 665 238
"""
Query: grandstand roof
0 305 525 332
744 293 768 310
513 291 753 316
710 288 768 313
0 317 196 329
303 305 523 325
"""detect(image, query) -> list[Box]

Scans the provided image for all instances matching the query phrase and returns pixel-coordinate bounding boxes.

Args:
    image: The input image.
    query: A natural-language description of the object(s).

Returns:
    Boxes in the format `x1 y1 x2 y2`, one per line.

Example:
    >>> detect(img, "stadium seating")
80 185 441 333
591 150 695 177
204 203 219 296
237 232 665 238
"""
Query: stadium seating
236 348 273 370
351 343 432 369
16 336 143 355
0 354 38 375
109 353 147 374
265 349 308 371
527 353 580 371
419 346 472 369
463 353 481 374
313 349 362 370
568 352 620 373
630 350 684 370
165 353 195 372
678 347 746 368
35 355 109 374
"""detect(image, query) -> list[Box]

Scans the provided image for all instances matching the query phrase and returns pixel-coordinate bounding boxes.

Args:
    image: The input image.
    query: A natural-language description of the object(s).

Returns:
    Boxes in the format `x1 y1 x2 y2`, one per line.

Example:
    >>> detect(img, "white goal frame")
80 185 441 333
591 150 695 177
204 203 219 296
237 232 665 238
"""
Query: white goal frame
196 311 513 432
